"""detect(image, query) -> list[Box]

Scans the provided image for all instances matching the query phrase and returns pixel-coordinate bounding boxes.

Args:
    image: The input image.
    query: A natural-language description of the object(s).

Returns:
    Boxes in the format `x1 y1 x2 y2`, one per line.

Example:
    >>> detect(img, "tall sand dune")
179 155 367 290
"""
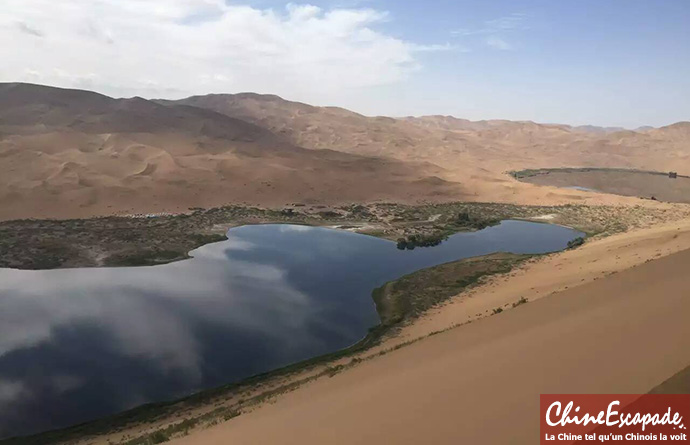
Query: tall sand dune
0 83 465 220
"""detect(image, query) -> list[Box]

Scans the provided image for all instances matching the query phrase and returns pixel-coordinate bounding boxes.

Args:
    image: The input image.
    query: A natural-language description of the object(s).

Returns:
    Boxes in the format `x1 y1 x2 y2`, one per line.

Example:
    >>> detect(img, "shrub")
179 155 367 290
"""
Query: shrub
149 431 170 444
396 233 446 250
512 297 529 308
567 237 585 249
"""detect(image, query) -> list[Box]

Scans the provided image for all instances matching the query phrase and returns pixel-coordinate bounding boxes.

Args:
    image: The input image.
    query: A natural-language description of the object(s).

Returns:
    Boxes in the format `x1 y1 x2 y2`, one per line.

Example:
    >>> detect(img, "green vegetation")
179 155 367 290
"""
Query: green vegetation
394 209 501 249
148 431 170 444
2 201 680 270
105 249 186 267
1 200 682 444
117 407 240 445
188 233 228 245
567 237 585 249
509 167 675 179
373 253 531 326
396 233 446 250
512 297 529 308
455 209 501 230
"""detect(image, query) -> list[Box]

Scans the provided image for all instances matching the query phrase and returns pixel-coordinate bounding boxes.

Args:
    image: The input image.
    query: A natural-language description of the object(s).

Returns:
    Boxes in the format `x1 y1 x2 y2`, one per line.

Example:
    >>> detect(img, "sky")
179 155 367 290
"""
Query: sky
1 0 689 128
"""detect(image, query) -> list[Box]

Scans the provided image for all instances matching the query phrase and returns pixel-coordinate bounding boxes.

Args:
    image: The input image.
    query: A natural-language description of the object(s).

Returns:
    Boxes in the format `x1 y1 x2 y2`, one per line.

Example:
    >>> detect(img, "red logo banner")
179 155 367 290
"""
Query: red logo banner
540 394 689 444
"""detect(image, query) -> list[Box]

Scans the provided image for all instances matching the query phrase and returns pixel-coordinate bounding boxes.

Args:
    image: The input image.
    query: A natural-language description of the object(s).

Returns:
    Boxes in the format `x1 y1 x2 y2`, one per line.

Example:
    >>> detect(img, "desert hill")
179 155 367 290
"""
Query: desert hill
170 93 690 176
0 83 465 220
167 93 690 204
2 83 689 220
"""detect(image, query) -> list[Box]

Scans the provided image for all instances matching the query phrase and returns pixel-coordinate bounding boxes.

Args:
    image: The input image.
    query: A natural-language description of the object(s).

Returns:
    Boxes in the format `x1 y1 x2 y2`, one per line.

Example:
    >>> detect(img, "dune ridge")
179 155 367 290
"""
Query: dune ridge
2 83 689 220
0 83 465 220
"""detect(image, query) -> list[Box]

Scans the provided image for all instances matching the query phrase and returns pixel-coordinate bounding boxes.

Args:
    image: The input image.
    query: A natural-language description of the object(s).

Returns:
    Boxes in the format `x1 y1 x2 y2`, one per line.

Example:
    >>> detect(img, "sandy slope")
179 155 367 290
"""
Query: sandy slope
0 83 465 220
167 222 690 445
3 84 690 220
386 217 690 347
171 94 690 205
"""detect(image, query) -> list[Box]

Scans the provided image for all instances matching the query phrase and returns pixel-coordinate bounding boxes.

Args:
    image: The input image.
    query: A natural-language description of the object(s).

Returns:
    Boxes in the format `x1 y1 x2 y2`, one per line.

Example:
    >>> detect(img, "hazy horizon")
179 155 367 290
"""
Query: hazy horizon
6 80 687 130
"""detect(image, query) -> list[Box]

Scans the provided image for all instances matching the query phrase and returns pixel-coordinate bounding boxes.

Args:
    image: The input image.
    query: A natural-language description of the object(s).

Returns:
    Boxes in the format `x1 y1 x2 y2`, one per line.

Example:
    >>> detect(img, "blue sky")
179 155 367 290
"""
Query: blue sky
347 0 690 127
2 0 688 127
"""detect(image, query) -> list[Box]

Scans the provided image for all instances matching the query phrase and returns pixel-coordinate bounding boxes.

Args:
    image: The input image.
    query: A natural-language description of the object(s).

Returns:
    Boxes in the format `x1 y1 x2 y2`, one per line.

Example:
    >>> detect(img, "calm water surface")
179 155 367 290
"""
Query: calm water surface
0 220 583 437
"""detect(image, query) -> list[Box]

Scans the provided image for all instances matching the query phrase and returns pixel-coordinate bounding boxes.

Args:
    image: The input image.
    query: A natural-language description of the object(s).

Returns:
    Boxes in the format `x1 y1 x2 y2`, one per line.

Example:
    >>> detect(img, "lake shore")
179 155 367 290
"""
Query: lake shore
2 201 688 270
513 167 690 204
7 210 690 445
167 235 690 445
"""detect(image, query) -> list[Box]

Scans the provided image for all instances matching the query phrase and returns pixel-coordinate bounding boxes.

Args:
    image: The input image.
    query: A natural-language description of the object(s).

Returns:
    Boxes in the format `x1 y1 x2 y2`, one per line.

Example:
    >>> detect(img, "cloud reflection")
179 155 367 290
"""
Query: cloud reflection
0 237 322 436
0 221 583 437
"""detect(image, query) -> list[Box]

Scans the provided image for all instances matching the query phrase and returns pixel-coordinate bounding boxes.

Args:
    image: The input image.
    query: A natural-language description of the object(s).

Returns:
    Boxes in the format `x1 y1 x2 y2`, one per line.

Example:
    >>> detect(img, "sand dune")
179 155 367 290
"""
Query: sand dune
2 83 689 220
169 94 690 179
169 237 690 445
169 93 690 207
0 83 465 220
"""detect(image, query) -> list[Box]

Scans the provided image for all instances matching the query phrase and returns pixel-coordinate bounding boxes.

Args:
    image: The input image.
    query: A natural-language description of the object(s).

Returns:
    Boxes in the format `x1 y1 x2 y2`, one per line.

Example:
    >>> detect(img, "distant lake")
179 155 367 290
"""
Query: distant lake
0 221 583 438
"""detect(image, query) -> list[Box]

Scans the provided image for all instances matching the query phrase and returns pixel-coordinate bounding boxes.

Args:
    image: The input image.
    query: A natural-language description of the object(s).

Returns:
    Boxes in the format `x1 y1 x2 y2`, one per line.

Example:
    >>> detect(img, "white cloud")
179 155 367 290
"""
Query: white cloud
451 12 524 52
484 13 528 32
0 0 446 100
451 12 528 37
0 243 316 378
486 36 512 51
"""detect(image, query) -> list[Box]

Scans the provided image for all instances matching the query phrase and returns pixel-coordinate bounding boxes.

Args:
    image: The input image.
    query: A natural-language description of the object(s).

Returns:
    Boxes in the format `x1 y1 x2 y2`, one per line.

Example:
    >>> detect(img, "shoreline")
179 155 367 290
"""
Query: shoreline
5 212 690 444
0 252 536 445
2 200 688 270
170 245 690 445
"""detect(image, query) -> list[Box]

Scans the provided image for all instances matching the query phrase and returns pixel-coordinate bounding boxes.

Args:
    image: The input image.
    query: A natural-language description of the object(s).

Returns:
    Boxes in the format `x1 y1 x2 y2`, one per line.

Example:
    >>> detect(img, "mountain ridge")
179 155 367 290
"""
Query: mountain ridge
1 83 689 221
0 83 465 220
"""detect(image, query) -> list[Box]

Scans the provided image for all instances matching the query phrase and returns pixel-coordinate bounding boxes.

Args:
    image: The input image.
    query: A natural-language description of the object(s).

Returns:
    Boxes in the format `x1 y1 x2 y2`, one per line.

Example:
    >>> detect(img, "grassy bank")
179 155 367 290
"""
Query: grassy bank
373 253 531 326
1 201 681 270
509 167 677 179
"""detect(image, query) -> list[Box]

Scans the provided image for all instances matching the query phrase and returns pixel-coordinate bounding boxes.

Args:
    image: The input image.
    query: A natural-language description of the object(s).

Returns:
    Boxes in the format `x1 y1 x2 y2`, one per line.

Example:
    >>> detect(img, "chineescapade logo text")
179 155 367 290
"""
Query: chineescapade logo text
540 394 689 444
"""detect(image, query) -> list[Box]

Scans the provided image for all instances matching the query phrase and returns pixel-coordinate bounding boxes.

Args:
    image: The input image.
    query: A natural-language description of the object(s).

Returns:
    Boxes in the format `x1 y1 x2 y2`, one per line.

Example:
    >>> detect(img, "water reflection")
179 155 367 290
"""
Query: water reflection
0 221 583 437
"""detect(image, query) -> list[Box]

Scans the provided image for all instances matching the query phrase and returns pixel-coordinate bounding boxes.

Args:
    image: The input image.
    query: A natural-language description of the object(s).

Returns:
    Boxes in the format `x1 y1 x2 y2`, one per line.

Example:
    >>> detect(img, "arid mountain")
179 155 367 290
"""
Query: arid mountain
167 93 690 204
2 83 688 220
0 83 464 220
167 94 690 175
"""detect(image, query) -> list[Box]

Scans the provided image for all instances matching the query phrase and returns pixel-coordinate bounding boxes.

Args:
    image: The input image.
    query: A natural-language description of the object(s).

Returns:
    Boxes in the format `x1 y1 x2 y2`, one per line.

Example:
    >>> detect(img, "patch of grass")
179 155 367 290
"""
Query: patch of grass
512 297 529 308
396 232 447 250
148 431 170 444
509 167 669 179
188 233 228 245
567 237 585 249
118 407 240 445
317 211 341 219
105 249 185 267
3 201 682 270
373 253 531 327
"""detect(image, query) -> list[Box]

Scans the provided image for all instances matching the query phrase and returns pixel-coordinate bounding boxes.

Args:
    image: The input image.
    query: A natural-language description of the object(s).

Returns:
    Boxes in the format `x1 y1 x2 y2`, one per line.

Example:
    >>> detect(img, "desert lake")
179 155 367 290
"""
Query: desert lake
0 221 583 437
